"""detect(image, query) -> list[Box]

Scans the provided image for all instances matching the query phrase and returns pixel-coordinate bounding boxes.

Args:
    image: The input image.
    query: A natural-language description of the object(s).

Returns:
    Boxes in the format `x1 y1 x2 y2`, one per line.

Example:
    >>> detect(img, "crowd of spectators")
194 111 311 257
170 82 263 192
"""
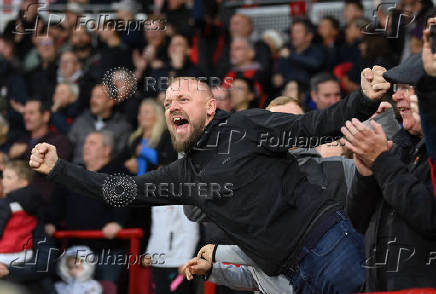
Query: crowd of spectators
1 0 436 293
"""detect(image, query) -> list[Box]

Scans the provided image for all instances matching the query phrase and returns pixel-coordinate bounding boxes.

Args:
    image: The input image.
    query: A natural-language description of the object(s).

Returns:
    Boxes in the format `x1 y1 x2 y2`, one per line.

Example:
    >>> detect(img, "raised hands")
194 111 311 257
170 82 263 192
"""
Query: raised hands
361 66 391 100
29 143 59 175
422 17 436 77
340 118 393 168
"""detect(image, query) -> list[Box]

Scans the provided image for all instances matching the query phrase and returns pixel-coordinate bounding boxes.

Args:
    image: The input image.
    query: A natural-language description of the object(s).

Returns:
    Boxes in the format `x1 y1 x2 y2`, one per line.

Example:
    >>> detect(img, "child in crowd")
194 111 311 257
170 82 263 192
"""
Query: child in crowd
0 160 40 266
55 245 102 294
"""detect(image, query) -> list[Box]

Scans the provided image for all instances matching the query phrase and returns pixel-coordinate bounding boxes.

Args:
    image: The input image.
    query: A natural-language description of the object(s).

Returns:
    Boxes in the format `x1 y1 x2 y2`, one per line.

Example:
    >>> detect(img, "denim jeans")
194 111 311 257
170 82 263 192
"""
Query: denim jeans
286 210 366 294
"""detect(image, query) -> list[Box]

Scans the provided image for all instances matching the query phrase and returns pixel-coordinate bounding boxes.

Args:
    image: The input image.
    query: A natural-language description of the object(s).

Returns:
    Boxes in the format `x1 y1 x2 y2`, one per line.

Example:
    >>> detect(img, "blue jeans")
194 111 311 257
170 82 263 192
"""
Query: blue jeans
286 210 366 294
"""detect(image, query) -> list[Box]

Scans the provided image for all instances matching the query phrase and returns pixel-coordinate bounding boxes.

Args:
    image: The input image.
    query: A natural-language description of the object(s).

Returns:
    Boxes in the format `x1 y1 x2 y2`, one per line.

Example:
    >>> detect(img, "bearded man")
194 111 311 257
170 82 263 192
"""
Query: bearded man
29 67 390 294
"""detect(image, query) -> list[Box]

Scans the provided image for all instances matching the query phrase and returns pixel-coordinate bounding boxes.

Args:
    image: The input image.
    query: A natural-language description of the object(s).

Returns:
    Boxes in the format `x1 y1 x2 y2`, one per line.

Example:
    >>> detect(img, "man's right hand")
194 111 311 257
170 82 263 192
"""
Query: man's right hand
29 143 59 175
423 17 436 77
182 257 212 280
361 66 390 100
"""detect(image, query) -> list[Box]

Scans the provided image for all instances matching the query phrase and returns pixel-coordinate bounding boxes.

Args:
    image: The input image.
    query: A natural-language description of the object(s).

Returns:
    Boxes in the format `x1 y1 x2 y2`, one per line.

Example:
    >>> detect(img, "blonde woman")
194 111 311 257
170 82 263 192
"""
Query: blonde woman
124 99 176 175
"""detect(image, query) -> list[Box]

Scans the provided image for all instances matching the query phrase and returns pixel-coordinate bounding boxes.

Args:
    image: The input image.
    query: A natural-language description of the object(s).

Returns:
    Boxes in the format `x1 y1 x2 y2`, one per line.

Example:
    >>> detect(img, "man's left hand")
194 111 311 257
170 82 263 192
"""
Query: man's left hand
341 118 393 167
197 244 215 264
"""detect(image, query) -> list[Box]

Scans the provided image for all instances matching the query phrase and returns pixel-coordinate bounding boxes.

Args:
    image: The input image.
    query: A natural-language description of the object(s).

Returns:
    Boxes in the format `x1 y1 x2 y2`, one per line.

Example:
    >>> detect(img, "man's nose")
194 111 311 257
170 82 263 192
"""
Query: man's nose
168 101 182 112
392 91 402 102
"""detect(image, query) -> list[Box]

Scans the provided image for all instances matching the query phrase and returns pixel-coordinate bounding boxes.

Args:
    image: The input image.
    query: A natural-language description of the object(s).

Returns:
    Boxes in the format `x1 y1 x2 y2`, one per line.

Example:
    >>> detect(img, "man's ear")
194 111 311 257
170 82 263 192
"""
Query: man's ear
247 91 254 102
207 98 217 116
248 48 255 61
310 90 318 102
43 111 50 124
306 32 314 43
20 179 29 188
103 146 112 159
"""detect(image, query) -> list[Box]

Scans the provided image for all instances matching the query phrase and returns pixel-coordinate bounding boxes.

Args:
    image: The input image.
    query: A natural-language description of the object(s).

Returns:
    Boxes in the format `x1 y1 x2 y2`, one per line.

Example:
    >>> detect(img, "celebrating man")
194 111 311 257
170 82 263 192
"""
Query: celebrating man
29 68 389 293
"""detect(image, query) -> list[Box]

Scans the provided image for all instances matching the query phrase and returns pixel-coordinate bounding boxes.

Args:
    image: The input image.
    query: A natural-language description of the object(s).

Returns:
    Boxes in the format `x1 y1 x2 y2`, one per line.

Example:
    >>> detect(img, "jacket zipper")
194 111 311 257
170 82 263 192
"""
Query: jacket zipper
169 232 173 251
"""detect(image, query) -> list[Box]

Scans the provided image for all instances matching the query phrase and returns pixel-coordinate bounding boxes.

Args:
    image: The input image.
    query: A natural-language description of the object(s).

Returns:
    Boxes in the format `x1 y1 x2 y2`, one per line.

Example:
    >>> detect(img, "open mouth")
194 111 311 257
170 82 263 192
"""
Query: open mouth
173 117 189 126
397 107 410 114
172 115 190 135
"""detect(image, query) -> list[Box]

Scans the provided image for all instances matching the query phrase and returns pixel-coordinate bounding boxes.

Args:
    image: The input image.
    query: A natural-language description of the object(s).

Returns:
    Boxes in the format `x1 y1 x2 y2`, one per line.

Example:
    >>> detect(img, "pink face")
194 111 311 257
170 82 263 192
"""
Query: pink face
229 14 252 38
66 257 84 279
212 87 232 112
36 36 56 61
230 38 252 67
164 79 215 151
59 52 79 79
392 84 421 135
138 103 156 130
90 85 113 116
3 168 27 195
312 81 341 110
24 101 47 132
83 133 109 164
291 23 307 49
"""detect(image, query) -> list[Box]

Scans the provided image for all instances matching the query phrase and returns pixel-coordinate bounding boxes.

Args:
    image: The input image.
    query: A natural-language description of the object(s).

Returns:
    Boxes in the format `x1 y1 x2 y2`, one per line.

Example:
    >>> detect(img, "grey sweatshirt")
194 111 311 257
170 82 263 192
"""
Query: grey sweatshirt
208 245 293 294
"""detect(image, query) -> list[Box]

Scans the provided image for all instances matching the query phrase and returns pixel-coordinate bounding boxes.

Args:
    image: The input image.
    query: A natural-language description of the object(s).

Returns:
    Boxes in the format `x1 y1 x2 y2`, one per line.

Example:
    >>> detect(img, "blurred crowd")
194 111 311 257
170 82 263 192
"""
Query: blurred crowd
0 0 436 293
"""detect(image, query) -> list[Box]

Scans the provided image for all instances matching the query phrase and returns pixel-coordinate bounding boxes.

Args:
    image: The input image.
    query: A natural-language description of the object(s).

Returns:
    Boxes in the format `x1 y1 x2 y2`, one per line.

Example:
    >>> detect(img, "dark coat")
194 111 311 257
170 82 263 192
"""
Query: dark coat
52 158 130 252
47 89 379 276
417 75 436 160
347 129 435 291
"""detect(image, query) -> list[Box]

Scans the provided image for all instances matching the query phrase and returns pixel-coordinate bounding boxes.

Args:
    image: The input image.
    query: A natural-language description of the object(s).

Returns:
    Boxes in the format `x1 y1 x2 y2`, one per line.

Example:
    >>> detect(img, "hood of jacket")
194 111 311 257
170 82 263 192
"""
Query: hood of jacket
57 245 96 283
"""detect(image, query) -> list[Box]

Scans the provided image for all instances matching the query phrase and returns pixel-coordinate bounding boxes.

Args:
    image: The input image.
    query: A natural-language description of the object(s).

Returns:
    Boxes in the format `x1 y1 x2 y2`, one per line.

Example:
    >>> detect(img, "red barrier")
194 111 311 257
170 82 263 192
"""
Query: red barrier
53 228 144 294
365 290 436 294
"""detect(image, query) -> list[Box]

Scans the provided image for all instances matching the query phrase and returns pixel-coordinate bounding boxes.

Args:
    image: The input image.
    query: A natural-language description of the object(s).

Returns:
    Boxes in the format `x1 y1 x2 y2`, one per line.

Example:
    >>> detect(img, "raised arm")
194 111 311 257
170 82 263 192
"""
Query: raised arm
29 143 195 207
243 67 389 151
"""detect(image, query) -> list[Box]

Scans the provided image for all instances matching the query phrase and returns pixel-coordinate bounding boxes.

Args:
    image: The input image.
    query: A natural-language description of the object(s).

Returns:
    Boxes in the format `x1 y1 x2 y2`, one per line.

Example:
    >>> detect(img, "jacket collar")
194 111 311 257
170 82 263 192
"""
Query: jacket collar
186 109 231 154
393 128 423 149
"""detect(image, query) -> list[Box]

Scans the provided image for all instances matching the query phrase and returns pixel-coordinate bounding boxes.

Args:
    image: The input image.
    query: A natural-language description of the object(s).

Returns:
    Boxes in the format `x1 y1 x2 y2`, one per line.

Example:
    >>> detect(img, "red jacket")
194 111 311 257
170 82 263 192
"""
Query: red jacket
0 187 41 253
0 204 37 253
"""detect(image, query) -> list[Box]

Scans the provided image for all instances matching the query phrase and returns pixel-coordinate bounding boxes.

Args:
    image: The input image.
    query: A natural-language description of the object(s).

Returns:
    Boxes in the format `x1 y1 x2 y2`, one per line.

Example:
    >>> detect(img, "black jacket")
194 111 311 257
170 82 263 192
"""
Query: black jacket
347 129 435 291
47 89 379 276
52 158 130 251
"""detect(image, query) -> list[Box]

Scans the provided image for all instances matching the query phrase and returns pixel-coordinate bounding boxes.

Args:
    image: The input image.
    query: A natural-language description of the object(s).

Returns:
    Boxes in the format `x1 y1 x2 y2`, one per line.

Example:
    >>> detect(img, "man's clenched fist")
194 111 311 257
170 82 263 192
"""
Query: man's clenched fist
361 65 391 100
29 143 59 175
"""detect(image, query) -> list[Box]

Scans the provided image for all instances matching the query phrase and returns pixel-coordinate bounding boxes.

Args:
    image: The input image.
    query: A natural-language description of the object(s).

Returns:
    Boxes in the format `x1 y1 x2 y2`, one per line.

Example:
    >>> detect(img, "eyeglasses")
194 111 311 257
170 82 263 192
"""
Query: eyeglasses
38 39 54 47
392 84 413 95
